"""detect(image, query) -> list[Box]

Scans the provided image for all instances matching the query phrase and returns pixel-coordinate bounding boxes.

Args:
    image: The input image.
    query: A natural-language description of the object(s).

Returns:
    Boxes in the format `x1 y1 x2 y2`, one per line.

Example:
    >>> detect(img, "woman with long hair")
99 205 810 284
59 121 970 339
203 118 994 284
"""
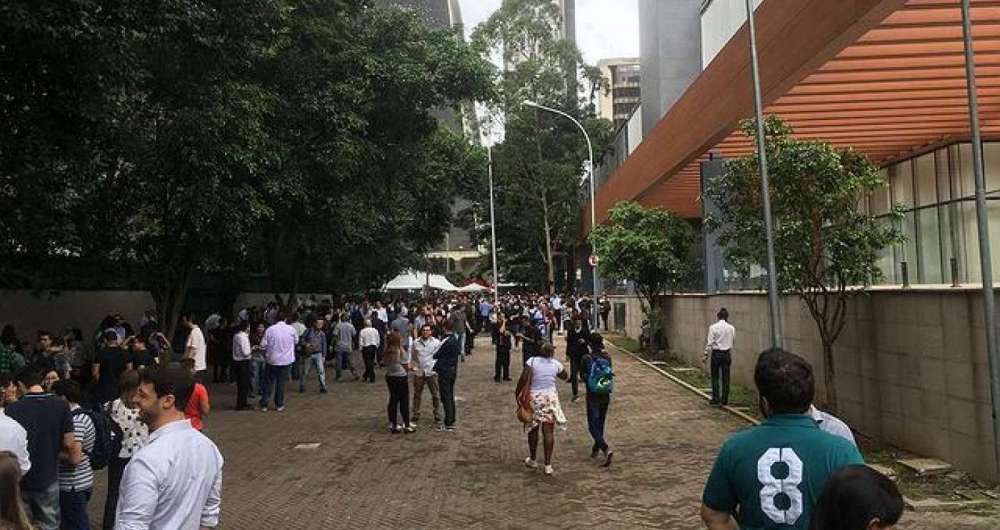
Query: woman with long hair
383 331 413 433
102 370 148 530
0 450 34 530
517 343 568 475
810 465 903 530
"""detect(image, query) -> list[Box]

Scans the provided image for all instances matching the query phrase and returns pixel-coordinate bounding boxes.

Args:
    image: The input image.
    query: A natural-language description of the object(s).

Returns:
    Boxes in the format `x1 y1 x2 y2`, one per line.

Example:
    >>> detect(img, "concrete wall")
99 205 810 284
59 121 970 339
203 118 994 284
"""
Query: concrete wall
700 0 764 67
610 288 998 481
0 290 155 340
638 0 703 137
0 290 326 343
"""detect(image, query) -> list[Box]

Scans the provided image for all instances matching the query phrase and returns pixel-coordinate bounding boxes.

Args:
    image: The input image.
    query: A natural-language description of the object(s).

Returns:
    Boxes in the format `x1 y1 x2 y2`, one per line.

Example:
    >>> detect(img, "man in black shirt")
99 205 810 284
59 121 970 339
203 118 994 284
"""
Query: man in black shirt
518 316 542 366
92 330 132 406
565 314 591 402
433 322 462 432
7 369 82 530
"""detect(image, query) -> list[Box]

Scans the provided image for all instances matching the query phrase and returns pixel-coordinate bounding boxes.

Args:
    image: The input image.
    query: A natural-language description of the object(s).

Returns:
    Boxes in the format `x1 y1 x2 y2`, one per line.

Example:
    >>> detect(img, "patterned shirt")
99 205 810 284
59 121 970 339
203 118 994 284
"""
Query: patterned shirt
59 405 95 491
109 398 148 458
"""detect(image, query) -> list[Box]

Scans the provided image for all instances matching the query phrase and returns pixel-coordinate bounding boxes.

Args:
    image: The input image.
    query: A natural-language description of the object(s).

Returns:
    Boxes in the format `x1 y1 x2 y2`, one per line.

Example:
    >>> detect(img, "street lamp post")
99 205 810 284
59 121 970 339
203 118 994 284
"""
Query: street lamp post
744 0 783 350
488 146 500 306
960 0 1000 477
522 99 599 330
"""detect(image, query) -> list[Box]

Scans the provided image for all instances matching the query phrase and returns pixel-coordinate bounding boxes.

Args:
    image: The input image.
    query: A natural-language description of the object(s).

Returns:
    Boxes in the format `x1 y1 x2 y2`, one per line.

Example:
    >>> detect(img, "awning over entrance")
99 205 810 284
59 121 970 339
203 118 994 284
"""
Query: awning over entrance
588 0 999 231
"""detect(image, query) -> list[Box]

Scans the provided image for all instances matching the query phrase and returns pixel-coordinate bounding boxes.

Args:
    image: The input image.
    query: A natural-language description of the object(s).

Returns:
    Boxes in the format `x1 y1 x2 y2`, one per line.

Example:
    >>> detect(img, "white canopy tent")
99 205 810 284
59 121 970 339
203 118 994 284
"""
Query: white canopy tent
381 270 459 292
457 283 490 293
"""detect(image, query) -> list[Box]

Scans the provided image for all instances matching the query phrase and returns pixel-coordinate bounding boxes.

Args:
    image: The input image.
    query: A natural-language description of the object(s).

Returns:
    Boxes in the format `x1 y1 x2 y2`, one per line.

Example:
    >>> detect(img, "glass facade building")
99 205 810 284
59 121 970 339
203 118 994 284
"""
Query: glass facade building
865 142 1000 286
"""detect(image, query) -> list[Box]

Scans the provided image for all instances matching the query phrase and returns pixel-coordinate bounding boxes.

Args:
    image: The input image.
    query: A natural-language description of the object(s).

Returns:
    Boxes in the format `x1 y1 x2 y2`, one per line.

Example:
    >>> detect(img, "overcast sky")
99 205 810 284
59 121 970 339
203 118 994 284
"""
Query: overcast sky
459 0 639 65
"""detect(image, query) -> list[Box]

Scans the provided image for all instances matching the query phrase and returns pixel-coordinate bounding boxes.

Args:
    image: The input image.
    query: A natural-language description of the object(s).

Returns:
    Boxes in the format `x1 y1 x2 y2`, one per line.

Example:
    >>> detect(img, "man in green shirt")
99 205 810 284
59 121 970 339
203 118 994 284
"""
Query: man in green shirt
701 348 863 530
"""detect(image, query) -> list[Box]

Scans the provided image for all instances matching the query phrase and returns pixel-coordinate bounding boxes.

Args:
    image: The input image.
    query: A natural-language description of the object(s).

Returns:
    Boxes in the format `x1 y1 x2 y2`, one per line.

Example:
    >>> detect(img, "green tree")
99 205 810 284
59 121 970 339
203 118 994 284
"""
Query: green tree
0 0 127 288
1 0 282 338
1 0 493 335
470 0 613 293
254 1 493 300
589 201 695 353
704 116 904 412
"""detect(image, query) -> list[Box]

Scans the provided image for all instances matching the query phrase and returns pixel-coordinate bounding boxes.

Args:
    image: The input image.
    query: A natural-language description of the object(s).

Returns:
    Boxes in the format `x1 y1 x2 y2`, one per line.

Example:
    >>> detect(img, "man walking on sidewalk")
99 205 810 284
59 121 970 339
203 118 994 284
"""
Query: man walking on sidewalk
704 308 735 406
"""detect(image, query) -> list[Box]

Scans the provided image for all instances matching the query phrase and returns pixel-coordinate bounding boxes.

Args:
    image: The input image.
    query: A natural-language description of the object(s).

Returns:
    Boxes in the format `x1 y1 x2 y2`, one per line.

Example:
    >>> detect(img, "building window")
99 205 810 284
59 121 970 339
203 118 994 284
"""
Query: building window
862 141 1000 287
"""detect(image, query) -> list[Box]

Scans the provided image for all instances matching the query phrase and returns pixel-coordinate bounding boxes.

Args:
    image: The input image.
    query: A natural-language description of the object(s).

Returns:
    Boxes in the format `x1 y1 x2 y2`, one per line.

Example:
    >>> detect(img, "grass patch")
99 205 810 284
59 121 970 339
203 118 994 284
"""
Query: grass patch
605 334 761 420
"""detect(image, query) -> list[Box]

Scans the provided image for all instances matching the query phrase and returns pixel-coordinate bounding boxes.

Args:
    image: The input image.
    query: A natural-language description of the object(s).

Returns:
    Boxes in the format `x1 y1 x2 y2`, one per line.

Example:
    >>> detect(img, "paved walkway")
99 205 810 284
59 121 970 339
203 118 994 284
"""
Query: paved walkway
87 336 993 529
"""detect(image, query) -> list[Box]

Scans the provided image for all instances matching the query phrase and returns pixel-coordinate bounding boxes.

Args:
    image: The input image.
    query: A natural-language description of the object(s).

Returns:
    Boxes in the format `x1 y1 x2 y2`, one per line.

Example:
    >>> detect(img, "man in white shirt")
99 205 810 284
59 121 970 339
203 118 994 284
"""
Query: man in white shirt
259 315 298 412
181 313 207 381
232 320 254 411
811 404 858 446
410 323 442 426
0 406 31 476
550 294 563 334
703 308 736 406
375 301 389 324
359 320 381 383
117 364 223 530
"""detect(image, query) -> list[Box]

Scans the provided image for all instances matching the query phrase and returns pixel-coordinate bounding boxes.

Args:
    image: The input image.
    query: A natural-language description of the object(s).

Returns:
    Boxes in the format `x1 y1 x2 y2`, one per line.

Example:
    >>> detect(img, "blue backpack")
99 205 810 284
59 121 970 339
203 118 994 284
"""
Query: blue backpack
586 356 614 395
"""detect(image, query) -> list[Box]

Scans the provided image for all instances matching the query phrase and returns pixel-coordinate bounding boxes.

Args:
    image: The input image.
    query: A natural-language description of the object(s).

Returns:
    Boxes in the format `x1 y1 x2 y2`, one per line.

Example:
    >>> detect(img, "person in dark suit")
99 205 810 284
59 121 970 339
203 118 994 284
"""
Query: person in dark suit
565 313 591 402
433 322 462 432
517 316 542 366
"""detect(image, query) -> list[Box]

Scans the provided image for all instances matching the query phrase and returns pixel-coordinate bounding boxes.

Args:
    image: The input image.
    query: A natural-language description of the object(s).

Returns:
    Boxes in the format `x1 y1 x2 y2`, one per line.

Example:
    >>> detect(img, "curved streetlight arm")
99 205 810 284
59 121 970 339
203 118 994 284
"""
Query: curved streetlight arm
522 101 594 168
523 100 600 329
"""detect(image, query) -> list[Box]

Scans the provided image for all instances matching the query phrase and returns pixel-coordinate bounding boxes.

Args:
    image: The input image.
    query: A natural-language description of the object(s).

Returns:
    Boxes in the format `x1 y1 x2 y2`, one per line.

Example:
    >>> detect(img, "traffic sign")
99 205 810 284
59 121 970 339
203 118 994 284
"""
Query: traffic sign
588 254 599 267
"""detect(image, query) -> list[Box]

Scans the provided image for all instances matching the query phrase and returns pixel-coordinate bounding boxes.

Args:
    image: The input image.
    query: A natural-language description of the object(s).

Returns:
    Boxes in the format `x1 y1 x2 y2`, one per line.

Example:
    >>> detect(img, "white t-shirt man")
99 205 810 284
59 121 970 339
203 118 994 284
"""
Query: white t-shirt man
526 357 564 393
262 322 298 367
186 326 207 372
811 405 857 447
359 327 380 348
704 319 735 353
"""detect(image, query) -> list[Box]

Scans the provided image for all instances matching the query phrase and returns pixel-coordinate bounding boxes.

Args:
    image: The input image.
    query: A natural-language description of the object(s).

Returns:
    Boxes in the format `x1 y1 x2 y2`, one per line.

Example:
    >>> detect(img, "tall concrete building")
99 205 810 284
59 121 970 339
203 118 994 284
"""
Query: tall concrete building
597 58 641 127
557 0 576 42
637 0 702 137
381 0 482 275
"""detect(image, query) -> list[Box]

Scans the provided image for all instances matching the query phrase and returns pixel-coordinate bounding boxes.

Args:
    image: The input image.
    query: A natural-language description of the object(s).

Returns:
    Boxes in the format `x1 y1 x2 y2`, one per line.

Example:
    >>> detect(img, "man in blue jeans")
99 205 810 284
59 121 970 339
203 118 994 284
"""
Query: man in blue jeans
260 314 298 412
6 369 82 530
299 318 328 394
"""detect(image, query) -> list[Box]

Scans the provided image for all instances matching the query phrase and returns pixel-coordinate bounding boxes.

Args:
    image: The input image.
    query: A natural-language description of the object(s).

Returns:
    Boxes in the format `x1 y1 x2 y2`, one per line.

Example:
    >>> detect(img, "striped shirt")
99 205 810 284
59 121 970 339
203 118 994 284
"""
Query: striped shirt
58 405 95 491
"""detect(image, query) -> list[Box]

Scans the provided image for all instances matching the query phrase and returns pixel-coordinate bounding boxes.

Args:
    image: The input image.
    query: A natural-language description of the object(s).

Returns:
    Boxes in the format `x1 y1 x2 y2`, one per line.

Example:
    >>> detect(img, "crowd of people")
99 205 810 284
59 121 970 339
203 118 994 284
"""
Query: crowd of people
0 290 907 530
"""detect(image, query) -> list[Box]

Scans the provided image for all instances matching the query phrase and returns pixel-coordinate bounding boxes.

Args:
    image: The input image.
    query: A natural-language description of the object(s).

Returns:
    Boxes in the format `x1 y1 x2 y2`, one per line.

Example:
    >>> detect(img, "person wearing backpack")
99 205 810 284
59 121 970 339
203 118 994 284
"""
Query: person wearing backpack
52 379 97 529
582 334 614 467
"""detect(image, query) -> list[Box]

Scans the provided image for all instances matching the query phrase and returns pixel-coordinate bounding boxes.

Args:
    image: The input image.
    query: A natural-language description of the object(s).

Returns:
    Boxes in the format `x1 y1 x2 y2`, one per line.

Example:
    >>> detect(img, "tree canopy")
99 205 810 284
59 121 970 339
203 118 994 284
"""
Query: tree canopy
0 0 494 334
589 201 695 352
704 116 904 410
468 0 614 293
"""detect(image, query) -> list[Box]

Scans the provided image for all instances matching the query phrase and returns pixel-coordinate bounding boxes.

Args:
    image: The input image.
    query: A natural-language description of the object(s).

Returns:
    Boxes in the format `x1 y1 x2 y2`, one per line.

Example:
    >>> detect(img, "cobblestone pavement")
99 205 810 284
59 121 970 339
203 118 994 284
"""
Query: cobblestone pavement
87 336 995 529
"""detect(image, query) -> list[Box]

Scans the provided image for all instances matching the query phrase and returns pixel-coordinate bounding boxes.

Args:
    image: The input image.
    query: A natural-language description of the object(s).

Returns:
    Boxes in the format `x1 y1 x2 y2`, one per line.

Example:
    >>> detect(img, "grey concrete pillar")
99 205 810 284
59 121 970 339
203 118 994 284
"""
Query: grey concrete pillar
701 154 727 294
639 0 703 137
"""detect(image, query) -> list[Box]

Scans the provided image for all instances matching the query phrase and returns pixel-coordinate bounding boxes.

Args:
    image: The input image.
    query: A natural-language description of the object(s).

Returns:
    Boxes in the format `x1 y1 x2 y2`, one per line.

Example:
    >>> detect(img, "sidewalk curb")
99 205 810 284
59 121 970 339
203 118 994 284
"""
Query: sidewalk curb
605 339 761 427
